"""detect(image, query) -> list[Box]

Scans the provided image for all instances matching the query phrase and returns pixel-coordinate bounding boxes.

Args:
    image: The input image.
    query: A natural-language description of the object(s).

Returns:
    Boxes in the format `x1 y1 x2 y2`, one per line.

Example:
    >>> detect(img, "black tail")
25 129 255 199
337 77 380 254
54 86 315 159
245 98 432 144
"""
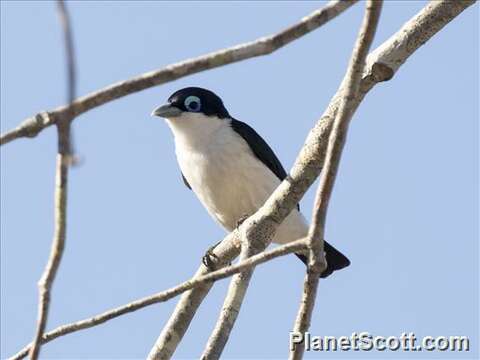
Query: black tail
295 241 350 278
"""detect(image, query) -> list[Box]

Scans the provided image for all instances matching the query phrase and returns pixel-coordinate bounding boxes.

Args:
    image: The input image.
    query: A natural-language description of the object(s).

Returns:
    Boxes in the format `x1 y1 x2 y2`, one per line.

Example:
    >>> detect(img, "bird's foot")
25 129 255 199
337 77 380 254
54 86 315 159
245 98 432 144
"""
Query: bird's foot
202 243 220 271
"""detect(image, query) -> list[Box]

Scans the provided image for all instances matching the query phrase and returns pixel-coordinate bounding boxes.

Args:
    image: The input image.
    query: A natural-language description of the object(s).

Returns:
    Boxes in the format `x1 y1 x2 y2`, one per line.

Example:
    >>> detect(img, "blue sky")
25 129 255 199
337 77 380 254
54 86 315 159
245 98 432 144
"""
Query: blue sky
1 1 478 359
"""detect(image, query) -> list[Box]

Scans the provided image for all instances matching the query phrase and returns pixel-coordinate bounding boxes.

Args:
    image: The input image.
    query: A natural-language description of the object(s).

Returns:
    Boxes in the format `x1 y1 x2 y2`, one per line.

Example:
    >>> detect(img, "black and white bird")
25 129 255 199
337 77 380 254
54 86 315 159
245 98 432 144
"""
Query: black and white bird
152 87 350 278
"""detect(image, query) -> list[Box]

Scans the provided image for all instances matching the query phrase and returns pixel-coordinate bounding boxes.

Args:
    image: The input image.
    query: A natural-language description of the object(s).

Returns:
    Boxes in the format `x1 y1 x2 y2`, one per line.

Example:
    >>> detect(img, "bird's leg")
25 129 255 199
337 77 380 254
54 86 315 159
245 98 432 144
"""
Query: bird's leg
202 240 222 271
202 214 250 271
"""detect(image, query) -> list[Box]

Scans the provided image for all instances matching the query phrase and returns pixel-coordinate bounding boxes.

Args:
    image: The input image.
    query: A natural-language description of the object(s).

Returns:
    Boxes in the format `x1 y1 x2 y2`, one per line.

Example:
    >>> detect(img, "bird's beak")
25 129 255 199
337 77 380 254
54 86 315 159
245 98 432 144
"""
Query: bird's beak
151 104 182 118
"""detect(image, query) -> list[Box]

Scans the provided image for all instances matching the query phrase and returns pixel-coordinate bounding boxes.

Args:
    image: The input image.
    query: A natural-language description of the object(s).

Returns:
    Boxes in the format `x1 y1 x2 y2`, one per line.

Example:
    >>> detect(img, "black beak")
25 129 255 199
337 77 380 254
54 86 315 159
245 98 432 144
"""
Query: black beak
151 103 182 118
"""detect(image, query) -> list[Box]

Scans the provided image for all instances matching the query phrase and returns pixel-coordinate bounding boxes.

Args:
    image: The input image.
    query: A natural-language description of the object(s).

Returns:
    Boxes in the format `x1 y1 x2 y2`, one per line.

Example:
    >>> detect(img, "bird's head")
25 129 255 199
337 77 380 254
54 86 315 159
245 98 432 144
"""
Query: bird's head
151 87 230 122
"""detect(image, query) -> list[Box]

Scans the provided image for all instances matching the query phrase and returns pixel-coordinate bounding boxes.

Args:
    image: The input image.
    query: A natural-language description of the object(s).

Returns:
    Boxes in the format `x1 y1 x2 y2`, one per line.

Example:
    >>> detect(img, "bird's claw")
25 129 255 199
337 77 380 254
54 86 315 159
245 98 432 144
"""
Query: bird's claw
202 247 220 271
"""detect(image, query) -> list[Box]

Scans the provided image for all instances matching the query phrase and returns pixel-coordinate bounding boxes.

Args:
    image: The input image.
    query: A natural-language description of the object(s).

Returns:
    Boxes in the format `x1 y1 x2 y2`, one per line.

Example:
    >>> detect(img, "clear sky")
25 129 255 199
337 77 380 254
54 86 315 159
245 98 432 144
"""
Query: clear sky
1 1 478 359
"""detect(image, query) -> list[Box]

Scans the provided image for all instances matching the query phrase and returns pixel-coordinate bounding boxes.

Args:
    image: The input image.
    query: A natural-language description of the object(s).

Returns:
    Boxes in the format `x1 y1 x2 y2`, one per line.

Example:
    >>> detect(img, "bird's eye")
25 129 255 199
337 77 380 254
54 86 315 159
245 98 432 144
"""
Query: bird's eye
184 96 201 112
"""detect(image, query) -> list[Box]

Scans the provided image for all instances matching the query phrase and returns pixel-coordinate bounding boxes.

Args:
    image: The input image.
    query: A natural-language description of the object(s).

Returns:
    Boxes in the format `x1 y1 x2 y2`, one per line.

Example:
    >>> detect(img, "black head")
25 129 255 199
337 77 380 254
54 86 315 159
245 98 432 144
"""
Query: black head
152 87 230 119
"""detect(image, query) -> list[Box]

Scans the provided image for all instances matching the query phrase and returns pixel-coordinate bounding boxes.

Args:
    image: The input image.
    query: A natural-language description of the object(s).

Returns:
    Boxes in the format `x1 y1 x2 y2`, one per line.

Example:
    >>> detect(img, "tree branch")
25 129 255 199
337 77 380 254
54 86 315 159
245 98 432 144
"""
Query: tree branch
0 0 357 146
200 230 258 359
9 238 307 360
147 1 475 359
290 1 382 359
28 2 76 359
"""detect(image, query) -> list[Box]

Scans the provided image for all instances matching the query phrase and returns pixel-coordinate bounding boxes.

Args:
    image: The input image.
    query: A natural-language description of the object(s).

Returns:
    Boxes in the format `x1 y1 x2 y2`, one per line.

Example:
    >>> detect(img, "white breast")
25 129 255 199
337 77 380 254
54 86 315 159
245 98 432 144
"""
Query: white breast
166 113 308 244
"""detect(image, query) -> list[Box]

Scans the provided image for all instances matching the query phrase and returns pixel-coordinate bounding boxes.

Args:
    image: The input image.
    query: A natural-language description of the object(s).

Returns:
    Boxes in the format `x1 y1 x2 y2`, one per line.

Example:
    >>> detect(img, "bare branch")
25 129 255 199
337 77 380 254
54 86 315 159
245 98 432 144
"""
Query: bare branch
57 0 77 158
0 0 356 146
9 238 307 360
311 0 381 257
290 1 382 359
148 1 475 358
200 234 257 359
57 1 76 104
28 2 76 359
28 152 69 360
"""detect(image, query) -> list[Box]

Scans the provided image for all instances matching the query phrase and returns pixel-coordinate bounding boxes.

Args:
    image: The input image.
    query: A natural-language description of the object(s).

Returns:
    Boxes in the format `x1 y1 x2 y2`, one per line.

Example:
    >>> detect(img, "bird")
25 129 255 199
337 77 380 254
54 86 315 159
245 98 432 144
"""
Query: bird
152 87 350 278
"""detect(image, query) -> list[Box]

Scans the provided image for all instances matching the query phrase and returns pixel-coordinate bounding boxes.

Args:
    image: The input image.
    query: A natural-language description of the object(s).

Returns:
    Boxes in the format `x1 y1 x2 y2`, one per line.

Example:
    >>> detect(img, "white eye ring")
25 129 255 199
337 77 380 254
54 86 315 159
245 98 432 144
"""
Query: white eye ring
184 96 201 112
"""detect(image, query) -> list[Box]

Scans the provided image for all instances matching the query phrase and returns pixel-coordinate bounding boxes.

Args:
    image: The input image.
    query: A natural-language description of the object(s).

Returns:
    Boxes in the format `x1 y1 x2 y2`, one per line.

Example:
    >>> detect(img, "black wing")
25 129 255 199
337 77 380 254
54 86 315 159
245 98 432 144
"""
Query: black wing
182 172 191 189
230 119 299 210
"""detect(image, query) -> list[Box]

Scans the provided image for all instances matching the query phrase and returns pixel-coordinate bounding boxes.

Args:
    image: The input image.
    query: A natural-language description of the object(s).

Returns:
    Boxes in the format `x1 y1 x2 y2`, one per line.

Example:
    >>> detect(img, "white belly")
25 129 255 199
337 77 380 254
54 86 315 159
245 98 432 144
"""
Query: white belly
168 115 308 244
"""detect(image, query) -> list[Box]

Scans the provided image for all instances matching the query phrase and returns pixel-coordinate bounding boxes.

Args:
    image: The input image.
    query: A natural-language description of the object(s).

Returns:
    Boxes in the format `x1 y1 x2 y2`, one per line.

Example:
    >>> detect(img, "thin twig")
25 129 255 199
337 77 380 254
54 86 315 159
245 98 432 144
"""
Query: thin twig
0 0 357 146
289 1 382 359
148 1 475 359
9 239 307 360
57 1 76 105
28 2 76 359
57 0 77 158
